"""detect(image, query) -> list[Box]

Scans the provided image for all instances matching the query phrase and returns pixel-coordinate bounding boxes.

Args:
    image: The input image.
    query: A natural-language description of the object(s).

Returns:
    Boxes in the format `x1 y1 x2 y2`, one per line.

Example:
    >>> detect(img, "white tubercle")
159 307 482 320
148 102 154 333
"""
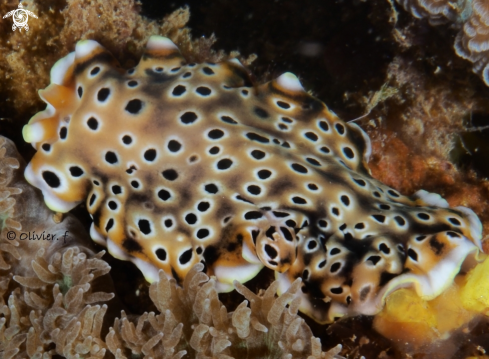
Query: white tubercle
276 72 305 92
146 35 178 51
75 40 104 59
22 122 45 144
228 58 244 67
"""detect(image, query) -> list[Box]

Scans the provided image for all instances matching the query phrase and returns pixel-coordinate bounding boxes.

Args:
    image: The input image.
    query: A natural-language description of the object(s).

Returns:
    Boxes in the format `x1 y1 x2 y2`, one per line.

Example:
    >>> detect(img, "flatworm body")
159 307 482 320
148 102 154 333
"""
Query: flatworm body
23 36 482 323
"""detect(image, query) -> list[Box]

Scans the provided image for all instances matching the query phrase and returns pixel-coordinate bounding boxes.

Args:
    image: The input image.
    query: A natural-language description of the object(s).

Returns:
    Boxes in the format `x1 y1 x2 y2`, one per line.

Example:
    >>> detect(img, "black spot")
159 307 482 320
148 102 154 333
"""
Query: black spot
247 185 261 195
180 112 198 124
125 99 143 114
307 241 317 250
245 211 263 220
122 135 132 145
320 146 331 154
202 66 215 75
138 219 151 235
179 249 193 265
182 72 191 78
168 140 182 152
307 183 319 191
265 226 276 239
271 211 288 218
204 184 219 194
339 223 347 231
251 150 266 159
281 117 293 123
408 248 418 261
69 166 84 177
367 256 381 265
273 139 280 145
340 195 350 206
131 180 140 189
318 260 327 269
394 216 406 226
416 235 427 241
291 163 308 174
42 171 60 188
430 237 445 255
171 67 181 72
77 86 83 98
246 132 270 143
94 180 100 185
447 231 461 238
331 207 340 216
126 165 136 174
127 80 138 87
87 117 98 130
280 227 294 241
219 115 237 125
162 169 178 181
112 185 122 195
379 243 390 254
305 132 318 141
144 149 157 161
278 124 288 130
330 263 341 273
154 67 163 72
379 204 391 210
335 123 345 135
319 121 329 131
448 217 461 226
172 85 186 96
42 143 51 152
97 88 110 102
156 248 167 261
209 146 220 155
343 147 354 159
59 127 67 140
108 201 117 210
417 213 430 220
254 107 269 118
264 244 278 258
189 155 197 162
164 219 173 228
208 129 224 139
318 220 328 228
196 86 212 96
217 158 233 170
388 189 400 197
158 189 171 201
354 222 365 230
197 201 210 212
105 219 114 231
372 214 386 223
105 151 118 164
277 101 290 109
196 246 203 255
89 194 96 206
282 141 291 148
292 196 307 204
90 66 100 76
373 191 381 198
196 228 210 239
285 219 296 228
306 157 321 166
302 269 310 280
352 179 366 188
330 248 341 255
185 213 198 225
257 169 272 179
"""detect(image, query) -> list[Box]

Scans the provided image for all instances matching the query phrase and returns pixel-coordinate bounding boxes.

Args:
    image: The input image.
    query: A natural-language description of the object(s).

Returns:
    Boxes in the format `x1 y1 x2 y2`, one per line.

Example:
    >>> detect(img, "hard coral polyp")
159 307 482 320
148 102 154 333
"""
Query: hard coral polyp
23 36 483 323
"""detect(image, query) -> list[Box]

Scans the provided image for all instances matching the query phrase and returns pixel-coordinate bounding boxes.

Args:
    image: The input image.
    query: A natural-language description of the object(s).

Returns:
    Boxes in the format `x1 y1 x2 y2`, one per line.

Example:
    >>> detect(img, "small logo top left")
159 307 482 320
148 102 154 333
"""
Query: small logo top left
3 3 38 32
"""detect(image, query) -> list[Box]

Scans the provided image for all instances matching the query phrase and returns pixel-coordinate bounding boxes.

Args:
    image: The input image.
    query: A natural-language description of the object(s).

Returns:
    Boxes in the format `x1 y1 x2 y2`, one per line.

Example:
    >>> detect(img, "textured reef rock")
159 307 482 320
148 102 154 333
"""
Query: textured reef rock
396 0 489 85
22 36 484 327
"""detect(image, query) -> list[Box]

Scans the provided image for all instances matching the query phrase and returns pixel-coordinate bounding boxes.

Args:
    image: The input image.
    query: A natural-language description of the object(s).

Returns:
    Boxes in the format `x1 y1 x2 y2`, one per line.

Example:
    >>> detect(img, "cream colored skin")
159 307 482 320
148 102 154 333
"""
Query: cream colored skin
24 36 482 323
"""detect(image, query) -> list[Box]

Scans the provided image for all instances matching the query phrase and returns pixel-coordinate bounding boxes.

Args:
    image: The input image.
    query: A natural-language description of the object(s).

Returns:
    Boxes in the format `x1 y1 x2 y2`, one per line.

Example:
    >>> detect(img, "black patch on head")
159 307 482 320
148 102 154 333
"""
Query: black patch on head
203 246 219 266
429 237 445 255
179 249 193 265
291 163 308 174
245 211 263 220
42 171 60 188
180 112 198 124
204 183 219 194
162 169 178 181
156 248 167 261
105 151 118 164
144 149 157 161
246 132 269 143
69 166 84 177
221 116 237 124
123 238 143 252
196 86 212 96
125 99 143 114
97 88 110 102
172 85 186 96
